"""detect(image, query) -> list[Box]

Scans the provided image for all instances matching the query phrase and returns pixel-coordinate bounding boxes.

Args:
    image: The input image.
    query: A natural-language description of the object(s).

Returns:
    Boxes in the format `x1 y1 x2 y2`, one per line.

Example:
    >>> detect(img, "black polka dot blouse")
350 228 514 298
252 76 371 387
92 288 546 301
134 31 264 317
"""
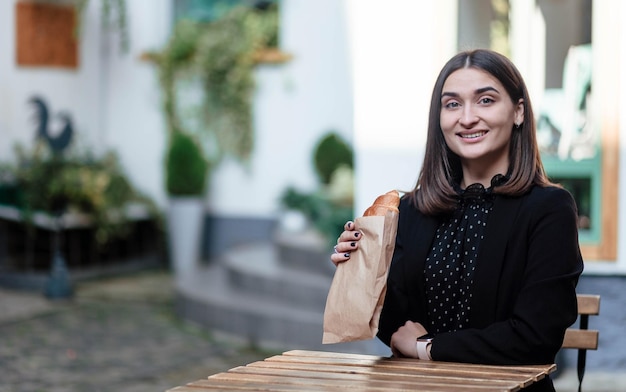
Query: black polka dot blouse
424 174 507 334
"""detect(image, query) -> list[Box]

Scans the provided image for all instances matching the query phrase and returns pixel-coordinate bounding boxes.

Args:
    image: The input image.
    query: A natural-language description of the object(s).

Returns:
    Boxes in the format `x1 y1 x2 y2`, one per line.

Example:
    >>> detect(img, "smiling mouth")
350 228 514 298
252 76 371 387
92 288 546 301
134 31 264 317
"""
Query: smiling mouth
459 131 487 139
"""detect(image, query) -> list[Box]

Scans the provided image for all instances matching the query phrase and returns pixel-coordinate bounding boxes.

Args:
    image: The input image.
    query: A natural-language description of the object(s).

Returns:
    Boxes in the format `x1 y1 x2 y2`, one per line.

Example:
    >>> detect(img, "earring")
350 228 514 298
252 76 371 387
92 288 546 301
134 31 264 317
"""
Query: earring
515 122 521 129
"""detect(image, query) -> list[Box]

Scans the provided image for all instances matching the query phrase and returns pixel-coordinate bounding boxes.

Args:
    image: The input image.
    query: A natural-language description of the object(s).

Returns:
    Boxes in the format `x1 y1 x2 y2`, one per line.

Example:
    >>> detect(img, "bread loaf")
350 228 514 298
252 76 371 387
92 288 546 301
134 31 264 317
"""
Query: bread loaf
363 190 400 216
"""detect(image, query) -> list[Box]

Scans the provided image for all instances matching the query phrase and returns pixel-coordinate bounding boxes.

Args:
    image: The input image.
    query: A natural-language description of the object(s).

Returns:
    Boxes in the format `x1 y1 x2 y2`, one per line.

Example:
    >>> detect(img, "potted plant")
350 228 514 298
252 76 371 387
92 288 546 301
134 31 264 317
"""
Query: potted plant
143 4 283 275
9 141 157 247
164 130 209 277
278 131 354 246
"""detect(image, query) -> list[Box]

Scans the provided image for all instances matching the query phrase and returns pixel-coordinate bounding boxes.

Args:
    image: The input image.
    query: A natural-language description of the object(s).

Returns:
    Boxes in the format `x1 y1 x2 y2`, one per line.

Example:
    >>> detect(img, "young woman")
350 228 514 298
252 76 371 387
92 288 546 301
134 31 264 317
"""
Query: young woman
331 49 583 392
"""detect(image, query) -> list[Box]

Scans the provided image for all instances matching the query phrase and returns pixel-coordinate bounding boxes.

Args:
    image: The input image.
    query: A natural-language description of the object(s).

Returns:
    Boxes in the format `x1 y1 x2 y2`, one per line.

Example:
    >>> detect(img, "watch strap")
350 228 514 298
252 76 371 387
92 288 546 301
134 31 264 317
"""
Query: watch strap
416 335 433 360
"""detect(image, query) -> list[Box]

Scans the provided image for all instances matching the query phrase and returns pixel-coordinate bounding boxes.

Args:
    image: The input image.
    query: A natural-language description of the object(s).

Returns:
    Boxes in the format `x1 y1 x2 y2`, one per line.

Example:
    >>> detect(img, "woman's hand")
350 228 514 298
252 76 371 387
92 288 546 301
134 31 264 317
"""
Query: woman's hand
330 221 361 266
390 321 429 358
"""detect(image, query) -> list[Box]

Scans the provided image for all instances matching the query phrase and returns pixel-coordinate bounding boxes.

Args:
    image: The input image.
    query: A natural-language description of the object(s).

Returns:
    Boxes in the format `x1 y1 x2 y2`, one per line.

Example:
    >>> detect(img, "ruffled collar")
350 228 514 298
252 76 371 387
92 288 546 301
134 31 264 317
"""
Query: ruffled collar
453 174 508 206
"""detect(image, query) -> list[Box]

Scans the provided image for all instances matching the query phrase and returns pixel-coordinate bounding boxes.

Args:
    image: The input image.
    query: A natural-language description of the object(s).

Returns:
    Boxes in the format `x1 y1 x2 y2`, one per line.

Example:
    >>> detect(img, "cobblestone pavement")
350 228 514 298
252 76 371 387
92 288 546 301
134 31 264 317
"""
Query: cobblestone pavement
1 270 624 392
0 270 274 392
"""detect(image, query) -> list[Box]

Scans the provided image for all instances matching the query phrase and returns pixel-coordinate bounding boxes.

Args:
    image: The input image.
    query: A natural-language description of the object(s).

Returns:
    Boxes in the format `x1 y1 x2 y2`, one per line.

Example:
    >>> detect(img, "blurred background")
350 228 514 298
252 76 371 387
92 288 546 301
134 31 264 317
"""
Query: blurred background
1 0 625 391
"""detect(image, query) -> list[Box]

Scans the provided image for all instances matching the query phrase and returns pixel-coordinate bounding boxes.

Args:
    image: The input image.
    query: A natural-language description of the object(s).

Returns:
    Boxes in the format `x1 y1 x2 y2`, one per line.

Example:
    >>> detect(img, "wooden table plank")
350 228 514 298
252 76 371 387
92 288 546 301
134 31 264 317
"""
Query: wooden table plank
283 349 385 361
265 353 552 387
165 349 556 392
167 378 329 391
186 378 330 391
246 361 520 387
283 350 556 378
210 369 517 392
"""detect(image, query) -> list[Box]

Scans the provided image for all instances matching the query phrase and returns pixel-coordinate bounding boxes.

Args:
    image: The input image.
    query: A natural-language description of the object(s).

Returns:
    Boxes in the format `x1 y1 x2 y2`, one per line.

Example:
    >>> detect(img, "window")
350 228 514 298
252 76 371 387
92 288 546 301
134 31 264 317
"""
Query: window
174 0 278 22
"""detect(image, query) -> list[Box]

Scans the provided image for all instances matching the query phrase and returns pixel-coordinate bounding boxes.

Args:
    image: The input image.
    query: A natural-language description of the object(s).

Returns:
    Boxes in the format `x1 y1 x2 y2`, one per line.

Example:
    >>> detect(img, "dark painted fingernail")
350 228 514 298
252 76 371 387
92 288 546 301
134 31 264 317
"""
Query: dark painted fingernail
344 253 351 258
348 222 353 229
350 242 356 247
354 232 360 238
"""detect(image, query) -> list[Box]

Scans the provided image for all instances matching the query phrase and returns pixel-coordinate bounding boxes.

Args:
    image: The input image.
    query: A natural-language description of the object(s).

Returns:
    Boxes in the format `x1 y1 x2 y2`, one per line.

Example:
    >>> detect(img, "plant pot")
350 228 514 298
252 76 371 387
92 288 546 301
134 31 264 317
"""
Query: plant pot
278 209 308 233
167 196 204 277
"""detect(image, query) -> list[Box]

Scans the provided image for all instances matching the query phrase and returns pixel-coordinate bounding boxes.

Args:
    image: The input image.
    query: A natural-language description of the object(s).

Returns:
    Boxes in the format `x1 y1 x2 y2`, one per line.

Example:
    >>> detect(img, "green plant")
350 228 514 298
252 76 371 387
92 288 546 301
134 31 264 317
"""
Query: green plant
165 130 209 196
313 132 354 184
279 132 355 246
3 142 159 246
150 4 279 167
74 0 129 53
279 186 353 247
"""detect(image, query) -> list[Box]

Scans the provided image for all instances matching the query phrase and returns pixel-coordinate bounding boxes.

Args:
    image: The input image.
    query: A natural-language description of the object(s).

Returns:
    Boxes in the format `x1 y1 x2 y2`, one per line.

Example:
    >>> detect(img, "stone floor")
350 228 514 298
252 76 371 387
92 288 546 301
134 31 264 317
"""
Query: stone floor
0 269 624 392
0 269 274 392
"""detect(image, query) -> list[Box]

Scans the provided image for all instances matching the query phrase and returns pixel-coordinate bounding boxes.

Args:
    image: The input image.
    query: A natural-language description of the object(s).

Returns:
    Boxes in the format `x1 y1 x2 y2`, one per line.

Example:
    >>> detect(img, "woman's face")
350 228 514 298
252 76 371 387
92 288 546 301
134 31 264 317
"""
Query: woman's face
439 67 524 175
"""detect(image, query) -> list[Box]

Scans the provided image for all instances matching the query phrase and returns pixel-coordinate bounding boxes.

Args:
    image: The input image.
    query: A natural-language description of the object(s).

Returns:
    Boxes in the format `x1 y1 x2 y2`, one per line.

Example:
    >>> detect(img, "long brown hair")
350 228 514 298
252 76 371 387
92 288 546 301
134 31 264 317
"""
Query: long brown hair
410 49 552 215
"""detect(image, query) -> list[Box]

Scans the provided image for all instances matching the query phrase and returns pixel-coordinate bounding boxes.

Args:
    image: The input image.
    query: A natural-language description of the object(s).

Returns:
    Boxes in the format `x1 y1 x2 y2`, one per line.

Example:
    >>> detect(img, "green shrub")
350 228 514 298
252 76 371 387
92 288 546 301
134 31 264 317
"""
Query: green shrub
3 142 159 246
165 131 209 196
279 186 353 247
313 132 353 184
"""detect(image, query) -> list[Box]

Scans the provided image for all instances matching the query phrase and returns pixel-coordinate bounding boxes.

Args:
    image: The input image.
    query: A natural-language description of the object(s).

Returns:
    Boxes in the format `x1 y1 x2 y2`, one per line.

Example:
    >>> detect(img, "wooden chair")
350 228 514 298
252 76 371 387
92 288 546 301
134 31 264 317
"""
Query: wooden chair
561 294 600 392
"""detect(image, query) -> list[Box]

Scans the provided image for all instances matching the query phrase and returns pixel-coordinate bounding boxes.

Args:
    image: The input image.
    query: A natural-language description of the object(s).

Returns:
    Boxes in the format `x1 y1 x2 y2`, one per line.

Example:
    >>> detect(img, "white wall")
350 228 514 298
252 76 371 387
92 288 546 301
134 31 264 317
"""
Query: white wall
0 0 104 158
584 0 626 272
0 0 170 202
103 0 171 207
345 0 458 216
3 0 626 271
105 0 354 219
1 0 350 221
619 0 626 273
208 0 354 217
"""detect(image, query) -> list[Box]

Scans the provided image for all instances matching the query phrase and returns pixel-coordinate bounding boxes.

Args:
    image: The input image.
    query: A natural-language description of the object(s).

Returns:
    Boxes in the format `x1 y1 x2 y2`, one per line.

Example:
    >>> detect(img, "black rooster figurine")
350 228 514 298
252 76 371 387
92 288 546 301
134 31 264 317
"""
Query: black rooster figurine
29 96 74 153
27 95 75 299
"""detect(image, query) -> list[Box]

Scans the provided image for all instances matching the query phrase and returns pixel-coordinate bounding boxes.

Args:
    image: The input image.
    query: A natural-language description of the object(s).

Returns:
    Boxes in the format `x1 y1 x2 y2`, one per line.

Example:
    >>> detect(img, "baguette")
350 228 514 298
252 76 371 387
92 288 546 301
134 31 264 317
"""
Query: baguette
363 190 400 216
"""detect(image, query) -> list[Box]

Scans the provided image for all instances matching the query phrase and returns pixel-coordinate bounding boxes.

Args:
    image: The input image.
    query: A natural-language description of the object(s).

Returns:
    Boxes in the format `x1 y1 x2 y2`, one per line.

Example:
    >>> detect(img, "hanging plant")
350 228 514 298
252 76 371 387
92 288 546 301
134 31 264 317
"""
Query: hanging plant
74 0 130 53
147 3 281 167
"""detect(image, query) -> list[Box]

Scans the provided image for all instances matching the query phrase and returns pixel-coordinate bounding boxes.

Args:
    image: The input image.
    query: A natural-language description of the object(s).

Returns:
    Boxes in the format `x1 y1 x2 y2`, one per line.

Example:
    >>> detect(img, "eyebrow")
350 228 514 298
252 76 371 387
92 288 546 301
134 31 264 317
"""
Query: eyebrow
441 86 500 99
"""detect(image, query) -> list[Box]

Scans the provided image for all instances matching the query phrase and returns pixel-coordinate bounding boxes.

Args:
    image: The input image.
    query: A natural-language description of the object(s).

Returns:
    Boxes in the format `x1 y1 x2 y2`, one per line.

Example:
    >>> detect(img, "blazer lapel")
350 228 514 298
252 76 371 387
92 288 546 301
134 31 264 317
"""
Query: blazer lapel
404 210 440 317
470 195 523 327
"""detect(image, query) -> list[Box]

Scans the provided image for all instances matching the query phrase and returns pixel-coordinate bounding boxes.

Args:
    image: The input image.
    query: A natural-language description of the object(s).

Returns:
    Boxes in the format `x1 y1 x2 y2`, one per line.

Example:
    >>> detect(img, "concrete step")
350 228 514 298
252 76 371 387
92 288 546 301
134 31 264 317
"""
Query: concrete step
273 229 336 277
223 242 331 311
175 261 387 354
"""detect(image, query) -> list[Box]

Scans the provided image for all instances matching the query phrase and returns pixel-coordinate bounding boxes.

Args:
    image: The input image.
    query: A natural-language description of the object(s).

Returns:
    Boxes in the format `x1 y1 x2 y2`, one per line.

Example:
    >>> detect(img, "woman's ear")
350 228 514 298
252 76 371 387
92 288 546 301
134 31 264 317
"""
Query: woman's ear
515 99 524 126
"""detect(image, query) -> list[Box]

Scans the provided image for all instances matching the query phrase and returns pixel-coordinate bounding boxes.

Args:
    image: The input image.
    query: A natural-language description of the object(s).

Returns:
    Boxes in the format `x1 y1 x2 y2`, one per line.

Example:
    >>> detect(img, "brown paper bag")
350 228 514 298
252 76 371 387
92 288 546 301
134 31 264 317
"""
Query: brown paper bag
322 209 399 344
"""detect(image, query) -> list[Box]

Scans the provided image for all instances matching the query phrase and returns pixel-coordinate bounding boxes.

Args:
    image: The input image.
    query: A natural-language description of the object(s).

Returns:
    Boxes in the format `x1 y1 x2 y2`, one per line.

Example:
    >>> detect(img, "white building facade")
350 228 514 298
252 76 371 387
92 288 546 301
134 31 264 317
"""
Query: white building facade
1 0 625 368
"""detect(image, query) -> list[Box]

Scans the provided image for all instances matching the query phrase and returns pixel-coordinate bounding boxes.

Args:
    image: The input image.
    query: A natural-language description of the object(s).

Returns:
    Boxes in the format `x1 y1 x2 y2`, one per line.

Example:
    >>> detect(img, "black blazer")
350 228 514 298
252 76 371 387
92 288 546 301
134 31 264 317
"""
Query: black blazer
377 185 583 367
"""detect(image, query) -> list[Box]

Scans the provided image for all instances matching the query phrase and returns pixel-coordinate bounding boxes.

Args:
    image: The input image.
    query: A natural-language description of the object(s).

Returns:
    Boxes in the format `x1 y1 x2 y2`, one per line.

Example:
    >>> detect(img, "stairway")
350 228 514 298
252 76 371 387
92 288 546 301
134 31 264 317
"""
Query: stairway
174 229 388 355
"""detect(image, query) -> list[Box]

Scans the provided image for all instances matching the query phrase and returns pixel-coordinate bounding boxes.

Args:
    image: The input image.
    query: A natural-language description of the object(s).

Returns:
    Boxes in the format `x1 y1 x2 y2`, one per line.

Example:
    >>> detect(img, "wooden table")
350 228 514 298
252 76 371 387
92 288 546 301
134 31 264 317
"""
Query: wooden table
166 349 556 391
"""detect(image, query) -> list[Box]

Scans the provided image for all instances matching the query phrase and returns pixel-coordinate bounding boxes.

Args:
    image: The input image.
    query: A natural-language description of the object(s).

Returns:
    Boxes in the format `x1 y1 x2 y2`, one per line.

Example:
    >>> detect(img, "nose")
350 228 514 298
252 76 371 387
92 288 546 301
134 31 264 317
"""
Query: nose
459 105 478 128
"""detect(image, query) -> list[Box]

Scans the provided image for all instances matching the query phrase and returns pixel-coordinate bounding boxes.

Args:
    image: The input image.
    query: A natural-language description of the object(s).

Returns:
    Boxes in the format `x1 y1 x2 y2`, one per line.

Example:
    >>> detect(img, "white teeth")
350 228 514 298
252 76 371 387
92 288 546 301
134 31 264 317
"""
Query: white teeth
461 132 486 139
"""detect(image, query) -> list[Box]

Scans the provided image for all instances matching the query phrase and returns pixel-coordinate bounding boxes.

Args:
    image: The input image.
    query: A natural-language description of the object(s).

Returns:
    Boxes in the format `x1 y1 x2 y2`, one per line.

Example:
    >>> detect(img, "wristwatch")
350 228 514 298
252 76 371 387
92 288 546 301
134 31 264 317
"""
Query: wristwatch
416 333 434 360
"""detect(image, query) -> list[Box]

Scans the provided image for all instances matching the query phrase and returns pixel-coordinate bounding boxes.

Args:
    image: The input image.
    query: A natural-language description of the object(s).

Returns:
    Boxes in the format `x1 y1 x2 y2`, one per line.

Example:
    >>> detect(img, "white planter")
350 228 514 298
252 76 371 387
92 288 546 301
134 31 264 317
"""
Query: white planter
167 196 205 277
278 209 308 233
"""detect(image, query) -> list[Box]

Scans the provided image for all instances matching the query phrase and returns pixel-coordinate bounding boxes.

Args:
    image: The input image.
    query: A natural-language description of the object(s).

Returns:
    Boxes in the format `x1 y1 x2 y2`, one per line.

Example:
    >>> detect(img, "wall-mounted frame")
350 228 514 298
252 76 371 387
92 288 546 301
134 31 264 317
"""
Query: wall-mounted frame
15 1 78 68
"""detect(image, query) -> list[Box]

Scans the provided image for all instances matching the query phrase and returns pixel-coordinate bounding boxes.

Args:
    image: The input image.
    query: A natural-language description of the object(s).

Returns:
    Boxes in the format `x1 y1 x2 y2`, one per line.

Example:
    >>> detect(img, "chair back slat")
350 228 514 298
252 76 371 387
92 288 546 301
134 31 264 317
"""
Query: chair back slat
563 294 600 392
562 329 599 350
576 294 600 316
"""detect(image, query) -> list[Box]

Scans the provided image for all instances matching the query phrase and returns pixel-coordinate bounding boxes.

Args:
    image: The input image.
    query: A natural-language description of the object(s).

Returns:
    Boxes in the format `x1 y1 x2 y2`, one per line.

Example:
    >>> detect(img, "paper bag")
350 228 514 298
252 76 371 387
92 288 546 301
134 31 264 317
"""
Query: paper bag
322 209 399 344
